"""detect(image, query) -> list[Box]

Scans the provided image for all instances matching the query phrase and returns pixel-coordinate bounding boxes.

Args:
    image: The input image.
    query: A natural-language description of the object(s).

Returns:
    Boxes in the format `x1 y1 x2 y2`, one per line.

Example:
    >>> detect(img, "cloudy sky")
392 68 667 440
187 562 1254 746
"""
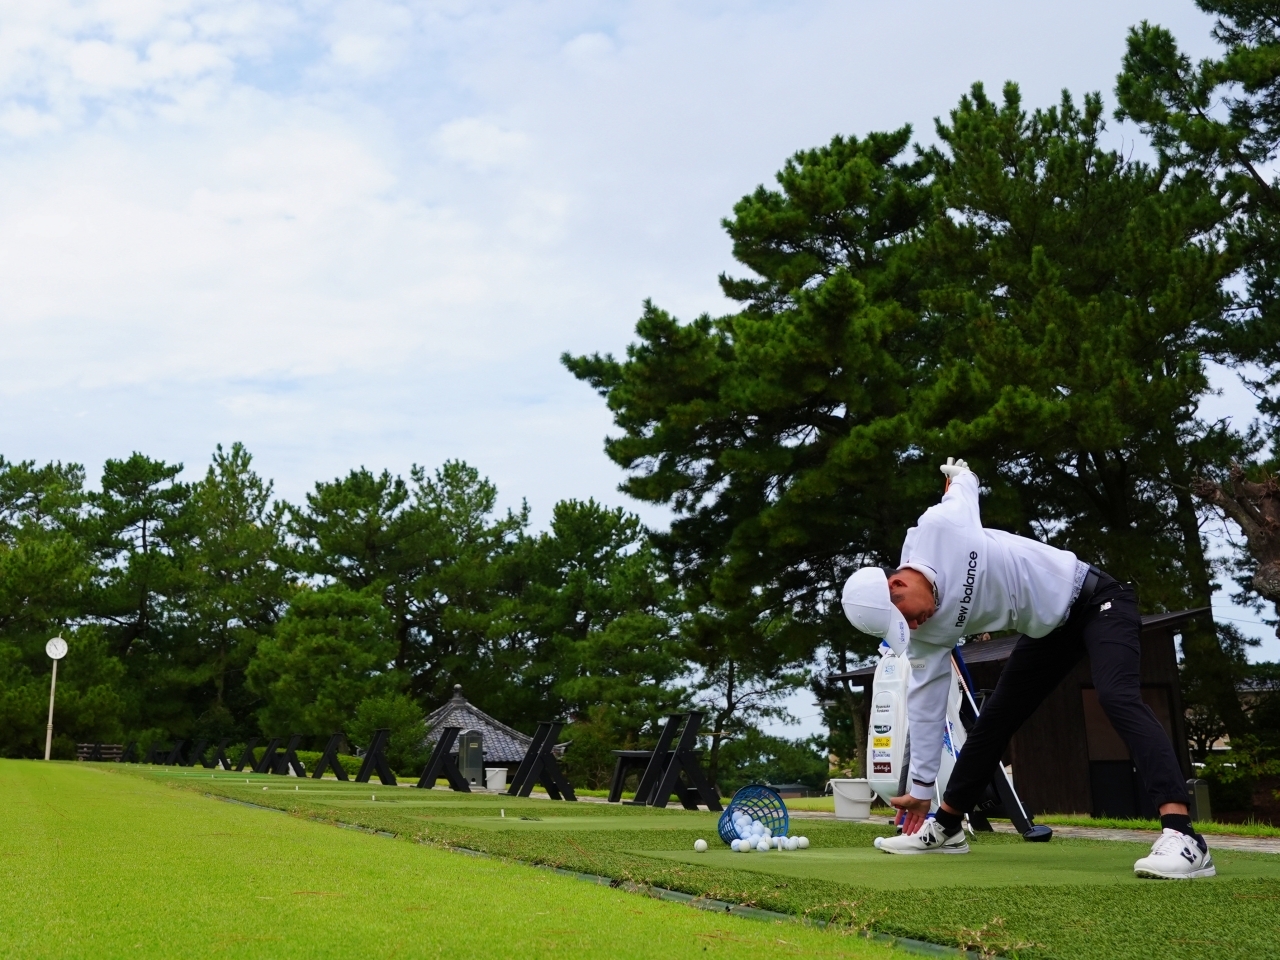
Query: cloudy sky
1 1 1273 728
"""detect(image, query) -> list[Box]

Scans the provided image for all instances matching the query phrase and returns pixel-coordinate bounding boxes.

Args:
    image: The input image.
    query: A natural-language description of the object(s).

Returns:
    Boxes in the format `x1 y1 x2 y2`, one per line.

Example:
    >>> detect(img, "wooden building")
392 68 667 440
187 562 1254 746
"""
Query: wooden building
829 609 1208 818
423 684 567 784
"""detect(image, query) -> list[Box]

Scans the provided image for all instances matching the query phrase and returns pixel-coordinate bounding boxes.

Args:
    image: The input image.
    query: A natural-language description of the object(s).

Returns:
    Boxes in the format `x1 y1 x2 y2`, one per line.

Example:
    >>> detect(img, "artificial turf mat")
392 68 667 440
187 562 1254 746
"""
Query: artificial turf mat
0 761 895 960
639 840 1280 888
124 767 1280 960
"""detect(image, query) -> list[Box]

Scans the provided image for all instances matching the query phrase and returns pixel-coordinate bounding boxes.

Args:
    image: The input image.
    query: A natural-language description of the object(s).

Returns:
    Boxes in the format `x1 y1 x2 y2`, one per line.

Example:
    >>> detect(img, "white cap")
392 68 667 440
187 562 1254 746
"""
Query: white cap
841 567 909 654
900 562 937 587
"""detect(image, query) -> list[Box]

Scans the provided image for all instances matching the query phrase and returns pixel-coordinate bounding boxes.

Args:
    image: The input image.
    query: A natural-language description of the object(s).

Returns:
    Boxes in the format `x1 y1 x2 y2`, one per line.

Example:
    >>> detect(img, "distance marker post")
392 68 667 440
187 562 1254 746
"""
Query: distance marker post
44 637 68 761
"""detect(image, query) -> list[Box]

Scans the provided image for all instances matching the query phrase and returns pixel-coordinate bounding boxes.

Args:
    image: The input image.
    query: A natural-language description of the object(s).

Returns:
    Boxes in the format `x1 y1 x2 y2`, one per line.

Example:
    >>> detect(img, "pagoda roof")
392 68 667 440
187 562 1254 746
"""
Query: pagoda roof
423 685 565 763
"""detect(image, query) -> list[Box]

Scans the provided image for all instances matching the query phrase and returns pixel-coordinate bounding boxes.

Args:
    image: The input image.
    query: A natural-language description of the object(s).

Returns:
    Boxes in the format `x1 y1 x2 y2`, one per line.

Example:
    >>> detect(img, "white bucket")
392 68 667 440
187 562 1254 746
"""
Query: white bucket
485 767 507 792
830 778 874 821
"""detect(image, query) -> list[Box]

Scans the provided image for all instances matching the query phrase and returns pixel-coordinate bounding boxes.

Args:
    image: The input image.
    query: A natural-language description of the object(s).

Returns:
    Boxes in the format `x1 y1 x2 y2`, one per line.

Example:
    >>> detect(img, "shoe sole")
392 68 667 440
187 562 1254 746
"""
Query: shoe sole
1134 865 1217 879
880 844 970 856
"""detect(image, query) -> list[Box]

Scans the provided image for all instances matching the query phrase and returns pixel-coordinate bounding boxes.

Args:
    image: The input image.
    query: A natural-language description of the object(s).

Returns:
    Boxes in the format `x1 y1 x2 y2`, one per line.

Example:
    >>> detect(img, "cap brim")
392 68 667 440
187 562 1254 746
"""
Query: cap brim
883 604 910 654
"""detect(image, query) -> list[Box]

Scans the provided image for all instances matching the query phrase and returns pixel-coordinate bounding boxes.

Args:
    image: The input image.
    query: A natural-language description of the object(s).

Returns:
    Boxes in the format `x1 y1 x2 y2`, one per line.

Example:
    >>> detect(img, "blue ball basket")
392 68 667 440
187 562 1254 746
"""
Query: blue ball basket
717 784 789 845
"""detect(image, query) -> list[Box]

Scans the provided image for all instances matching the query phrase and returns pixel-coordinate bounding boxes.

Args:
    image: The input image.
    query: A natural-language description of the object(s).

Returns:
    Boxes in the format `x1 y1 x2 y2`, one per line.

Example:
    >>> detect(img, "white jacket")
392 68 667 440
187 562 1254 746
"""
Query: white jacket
900 469 1083 800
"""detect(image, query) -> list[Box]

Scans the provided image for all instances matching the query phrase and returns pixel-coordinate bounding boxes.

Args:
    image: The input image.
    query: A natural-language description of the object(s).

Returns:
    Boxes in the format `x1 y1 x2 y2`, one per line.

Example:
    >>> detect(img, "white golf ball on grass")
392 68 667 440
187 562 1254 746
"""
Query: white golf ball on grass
694 839 708 852
873 837 884 849
797 836 809 849
756 839 771 852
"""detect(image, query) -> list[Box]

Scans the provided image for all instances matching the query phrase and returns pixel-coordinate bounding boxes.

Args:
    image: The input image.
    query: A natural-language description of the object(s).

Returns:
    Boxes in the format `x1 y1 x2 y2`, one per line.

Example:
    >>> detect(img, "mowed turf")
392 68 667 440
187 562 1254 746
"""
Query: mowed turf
138 769 1280 960
0 762 894 960
641 839 1280 888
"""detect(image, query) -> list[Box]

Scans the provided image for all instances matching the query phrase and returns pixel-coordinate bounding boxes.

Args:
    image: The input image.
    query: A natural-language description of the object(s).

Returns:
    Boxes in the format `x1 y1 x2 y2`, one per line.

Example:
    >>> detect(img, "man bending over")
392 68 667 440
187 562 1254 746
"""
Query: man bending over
842 459 1213 879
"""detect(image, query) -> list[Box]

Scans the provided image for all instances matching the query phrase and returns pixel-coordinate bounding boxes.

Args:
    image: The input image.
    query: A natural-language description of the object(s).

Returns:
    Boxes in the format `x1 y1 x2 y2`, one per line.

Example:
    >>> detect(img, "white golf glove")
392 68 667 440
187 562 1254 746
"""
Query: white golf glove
939 457 970 479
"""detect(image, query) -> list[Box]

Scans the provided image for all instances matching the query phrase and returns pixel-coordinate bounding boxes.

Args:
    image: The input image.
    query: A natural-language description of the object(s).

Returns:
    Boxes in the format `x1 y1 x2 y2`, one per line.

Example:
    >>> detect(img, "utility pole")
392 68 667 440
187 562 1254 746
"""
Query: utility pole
44 637 68 761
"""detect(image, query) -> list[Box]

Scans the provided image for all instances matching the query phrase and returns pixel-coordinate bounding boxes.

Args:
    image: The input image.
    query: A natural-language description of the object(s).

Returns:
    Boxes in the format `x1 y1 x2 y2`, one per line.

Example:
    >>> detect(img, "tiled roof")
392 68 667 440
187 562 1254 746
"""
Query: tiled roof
423 685 565 763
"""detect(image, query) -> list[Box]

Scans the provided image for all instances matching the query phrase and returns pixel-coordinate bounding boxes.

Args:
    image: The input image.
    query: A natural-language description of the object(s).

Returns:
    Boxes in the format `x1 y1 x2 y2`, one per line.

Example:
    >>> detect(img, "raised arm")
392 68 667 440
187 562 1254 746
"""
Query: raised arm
934 458 981 526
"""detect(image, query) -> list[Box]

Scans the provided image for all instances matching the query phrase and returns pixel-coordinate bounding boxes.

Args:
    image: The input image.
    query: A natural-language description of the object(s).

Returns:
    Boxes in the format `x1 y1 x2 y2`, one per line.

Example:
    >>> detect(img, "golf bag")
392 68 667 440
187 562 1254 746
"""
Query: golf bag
866 643 966 809
866 642 1051 840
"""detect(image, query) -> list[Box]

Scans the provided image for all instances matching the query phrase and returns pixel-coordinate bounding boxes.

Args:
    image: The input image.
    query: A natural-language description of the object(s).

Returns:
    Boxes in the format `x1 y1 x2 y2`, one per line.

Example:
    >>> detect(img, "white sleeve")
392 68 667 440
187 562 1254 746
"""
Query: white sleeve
936 468 981 526
901 469 981 570
905 638 954 801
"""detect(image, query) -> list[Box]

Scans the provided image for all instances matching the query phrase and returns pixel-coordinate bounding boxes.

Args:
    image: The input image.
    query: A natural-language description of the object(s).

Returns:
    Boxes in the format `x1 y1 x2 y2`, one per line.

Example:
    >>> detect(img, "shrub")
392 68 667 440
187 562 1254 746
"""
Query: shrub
293 750 363 778
716 729 829 796
348 693 429 777
1199 736 1280 814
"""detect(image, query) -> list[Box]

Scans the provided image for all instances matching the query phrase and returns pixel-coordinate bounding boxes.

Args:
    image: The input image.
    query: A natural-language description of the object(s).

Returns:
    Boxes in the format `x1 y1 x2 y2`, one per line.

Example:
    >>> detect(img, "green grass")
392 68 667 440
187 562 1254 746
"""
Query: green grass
0 761 896 960
132 767 1280 960
785 797 898 816
644 840 1280 888
781 795 837 812
1029 813 1280 838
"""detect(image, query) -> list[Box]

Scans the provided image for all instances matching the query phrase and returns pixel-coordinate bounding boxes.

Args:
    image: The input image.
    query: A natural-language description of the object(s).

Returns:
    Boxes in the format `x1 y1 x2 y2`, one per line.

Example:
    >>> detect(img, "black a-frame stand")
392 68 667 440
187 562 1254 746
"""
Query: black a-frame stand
271 735 306 776
253 738 283 774
627 712 721 811
354 729 397 785
183 740 207 767
507 722 576 800
415 727 470 791
119 741 139 763
163 740 186 766
311 734 349 780
234 737 261 772
205 739 232 769
142 741 167 764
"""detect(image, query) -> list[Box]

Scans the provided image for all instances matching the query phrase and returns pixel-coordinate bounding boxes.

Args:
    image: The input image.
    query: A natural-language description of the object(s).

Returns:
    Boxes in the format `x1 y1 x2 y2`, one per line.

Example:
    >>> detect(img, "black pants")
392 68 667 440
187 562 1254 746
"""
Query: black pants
942 571 1190 814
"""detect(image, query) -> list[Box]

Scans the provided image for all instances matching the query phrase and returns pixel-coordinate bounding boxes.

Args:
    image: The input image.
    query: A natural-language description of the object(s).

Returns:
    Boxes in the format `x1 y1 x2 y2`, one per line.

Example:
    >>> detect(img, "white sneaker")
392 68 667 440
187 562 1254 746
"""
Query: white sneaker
1133 828 1216 879
876 818 969 855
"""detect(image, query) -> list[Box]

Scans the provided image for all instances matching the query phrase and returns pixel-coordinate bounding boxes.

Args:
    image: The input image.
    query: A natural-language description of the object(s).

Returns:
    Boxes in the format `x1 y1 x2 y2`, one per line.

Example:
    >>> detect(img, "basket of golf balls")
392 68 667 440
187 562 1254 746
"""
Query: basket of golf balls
717 784 809 851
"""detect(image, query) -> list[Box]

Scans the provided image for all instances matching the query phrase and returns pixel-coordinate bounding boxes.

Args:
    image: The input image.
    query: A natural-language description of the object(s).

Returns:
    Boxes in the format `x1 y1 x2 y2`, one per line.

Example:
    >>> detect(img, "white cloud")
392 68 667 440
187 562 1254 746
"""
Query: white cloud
68 39 142 91
434 116 529 169
329 34 390 70
321 1 412 76
0 0 298 129
0 104 61 137
563 31 614 62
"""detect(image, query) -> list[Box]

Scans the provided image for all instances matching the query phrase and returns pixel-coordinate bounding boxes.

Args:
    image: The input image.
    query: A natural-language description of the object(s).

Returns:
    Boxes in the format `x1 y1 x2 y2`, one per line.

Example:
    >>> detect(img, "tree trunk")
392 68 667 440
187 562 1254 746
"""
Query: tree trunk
847 685 866 778
706 660 736 790
1172 483 1250 738
1193 465 1280 630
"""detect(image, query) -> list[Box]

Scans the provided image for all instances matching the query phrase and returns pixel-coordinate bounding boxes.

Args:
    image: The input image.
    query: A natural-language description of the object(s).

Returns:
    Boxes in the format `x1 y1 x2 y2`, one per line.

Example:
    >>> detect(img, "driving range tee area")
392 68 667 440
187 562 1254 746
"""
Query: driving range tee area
7 762 1280 960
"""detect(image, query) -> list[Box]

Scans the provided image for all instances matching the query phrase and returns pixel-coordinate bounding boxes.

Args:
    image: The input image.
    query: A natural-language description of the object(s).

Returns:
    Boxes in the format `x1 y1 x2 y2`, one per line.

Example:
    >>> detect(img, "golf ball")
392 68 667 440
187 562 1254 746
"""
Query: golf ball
756 839 771 852
873 837 884 849
694 839 708 852
730 839 741 851
797 836 810 849
786 837 799 850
